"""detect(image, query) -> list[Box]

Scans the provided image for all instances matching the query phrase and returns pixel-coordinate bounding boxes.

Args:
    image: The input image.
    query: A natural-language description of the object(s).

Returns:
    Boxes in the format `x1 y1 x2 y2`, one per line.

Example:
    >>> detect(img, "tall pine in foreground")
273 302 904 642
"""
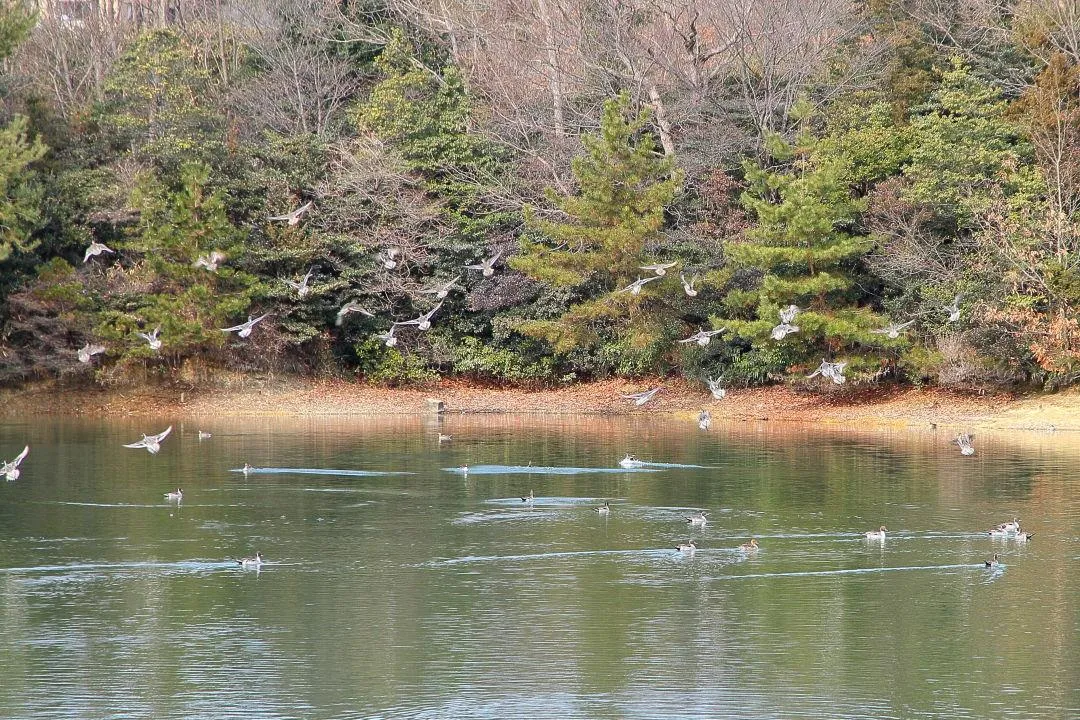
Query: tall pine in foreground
512 94 684 374
716 113 892 378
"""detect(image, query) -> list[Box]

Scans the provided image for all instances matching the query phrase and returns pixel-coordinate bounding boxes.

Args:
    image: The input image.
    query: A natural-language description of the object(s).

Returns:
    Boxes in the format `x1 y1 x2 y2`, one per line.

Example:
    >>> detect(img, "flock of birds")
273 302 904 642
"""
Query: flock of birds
76 203 967 402
76 201 507 364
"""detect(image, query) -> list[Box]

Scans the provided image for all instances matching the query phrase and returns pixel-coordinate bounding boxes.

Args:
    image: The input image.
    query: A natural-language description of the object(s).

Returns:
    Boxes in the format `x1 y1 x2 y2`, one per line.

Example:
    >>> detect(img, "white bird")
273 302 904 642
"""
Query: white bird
382 247 401 270
998 517 1020 532
398 302 443 331
438 433 452 443
618 276 661 296
164 488 183 502
865 525 887 540
640 261 678 277
1 446 29 481
698 410 711 430
421 276 462 300
284 267 314 298
623 387 660 406
679 327 726 347
377 325 400 347
198 431 212 440
335 301 373 326
807 359 847 384
984 553 1000 568
944 294 962 323
83 241 115 263
242 463 253 476
619 454 644 469
520 489 534 504
771 322 799 340
686 511 707 526
1014 530 1034 541
465 251 502 277
267 201 313 226
123 426 172 455
955 433 975 456
597 501 611 515
676 540 697 554
871 320 915 339
221 313 270 339
136 326 162 351
192 251 227 271
238 552 264 567
77 343 106 364
771 305 802 340
680 273 698 297
707 377 726 400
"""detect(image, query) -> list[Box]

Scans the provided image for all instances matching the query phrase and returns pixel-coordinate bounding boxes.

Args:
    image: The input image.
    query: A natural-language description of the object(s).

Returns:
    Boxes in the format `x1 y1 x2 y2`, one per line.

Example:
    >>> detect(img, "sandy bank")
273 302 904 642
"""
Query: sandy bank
2 377 1076 432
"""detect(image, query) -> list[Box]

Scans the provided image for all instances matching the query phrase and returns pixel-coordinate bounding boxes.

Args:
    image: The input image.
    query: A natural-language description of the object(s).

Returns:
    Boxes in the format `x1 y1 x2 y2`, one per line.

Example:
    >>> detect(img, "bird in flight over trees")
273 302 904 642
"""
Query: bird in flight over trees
383 248 401 270
678 327 726 347
123 426 173 455
707 377 726 400
640 261 678 277
623 387 661 406
221 313 270 339
943 294 962 323
267 201 313 226
771 304 801 340
336 301 373 326
807 359 847 384
465 251 502 277
193 251 227 271
377 325 400 347
680 273 698 297
137 326 162 351
420 276 462 300
398 302 443 332
617 276 661 296
78 343 106 363
284 267 314 298
871 320 915 339
83 241 115 263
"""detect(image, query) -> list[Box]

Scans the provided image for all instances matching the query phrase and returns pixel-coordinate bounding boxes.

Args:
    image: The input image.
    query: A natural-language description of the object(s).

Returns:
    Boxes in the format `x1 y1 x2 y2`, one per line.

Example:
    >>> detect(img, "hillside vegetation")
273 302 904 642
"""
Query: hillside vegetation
0 0 1077 393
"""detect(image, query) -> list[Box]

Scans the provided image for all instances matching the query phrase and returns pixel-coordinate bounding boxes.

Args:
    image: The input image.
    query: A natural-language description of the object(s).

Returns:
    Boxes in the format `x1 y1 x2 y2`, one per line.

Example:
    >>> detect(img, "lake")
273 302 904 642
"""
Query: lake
0 416 1077 719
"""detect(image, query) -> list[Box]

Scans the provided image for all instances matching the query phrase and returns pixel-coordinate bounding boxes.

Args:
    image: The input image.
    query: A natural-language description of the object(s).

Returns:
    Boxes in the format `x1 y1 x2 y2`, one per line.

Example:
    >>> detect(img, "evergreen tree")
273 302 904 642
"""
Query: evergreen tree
512 94 684 371
0 115 47 262
715 113 892 378
93 163 261 361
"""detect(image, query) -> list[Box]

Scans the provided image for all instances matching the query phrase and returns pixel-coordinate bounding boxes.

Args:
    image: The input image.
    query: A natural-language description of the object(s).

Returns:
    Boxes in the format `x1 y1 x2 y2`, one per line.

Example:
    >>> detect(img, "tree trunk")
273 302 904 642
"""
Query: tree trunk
647 84 675 158
535 0 565 136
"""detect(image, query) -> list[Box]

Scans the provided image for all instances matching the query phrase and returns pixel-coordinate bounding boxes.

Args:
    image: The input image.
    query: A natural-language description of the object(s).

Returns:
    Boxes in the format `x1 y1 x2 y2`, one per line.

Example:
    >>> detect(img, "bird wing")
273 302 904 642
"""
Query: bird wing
423 302 444 320
220 321 248 332
151 426 173 443
123 440 148 449
487 250 503 265
677 335 700 344
12 446 29 466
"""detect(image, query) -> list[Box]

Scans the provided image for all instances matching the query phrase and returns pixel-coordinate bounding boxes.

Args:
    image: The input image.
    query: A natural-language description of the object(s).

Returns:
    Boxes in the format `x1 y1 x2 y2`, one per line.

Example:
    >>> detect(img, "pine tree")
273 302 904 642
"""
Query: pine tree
512 94 684 371
715 117 892 378
0 115 46 262
94 163 261 360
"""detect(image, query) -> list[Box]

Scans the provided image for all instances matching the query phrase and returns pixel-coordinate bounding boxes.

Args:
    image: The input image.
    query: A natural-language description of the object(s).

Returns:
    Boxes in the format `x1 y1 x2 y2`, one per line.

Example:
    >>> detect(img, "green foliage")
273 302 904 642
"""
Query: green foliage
450 336 556 385
98 30 225 174
355 31 499 199
354 338 437 385
0 1 34 61
95 163 261 359
512 94 685 370
717 119 892 376
903 59 1042 227
0 115 47 262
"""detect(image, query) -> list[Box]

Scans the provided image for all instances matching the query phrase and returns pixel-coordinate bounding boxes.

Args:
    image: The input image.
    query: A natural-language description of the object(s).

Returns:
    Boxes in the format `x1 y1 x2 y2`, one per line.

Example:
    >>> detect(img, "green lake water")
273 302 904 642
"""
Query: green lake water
0 416 1077 719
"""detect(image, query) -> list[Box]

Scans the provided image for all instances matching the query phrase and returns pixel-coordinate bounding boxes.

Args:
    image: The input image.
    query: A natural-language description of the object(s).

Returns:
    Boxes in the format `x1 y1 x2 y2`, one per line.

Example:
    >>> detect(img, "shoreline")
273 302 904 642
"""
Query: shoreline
5 377 1077 431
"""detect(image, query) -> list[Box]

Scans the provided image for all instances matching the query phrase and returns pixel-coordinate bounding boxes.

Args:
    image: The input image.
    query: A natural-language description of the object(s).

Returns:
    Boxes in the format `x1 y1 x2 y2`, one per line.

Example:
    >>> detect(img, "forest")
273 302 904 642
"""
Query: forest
0 0 1077 392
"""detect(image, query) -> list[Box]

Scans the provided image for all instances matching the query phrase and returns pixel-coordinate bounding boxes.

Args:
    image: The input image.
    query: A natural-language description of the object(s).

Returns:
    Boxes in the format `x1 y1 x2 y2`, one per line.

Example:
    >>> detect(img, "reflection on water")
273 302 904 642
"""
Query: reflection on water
0 416 1078 719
